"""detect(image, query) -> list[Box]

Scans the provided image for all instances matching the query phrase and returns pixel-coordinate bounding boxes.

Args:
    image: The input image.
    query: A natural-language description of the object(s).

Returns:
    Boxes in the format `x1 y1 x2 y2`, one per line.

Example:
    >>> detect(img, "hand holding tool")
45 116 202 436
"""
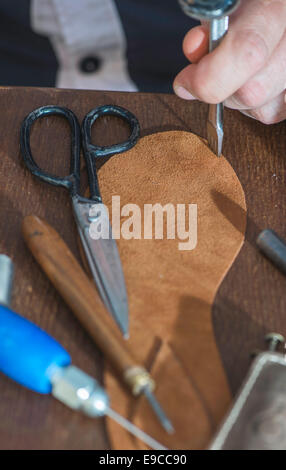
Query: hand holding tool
178 0 240 156
20 105 140 337
22 215 174 434
0 303 166 450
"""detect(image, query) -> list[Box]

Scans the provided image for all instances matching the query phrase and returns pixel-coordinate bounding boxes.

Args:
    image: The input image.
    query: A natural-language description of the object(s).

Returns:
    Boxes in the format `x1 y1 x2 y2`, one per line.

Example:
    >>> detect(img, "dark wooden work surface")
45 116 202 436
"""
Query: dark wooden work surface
0 86 285 449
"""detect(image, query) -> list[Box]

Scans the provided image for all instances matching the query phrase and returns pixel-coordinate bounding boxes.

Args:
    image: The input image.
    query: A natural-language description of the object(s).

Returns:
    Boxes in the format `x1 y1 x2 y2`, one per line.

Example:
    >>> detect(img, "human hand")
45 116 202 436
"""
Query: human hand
174 0 286 124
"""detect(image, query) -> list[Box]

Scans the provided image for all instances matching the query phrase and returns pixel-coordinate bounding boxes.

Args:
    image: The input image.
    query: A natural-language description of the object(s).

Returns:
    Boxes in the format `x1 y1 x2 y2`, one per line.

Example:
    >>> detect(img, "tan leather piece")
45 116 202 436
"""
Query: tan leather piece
96 131 247 449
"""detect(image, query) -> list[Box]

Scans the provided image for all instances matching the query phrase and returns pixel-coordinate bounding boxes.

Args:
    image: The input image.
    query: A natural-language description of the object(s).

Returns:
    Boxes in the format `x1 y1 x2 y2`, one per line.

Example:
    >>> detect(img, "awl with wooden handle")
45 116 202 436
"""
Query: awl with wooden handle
22 215 173 434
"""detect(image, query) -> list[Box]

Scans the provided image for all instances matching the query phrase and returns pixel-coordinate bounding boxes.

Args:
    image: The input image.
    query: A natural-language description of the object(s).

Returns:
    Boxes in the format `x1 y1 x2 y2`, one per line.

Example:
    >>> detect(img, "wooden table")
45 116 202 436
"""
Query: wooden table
0 86 285 449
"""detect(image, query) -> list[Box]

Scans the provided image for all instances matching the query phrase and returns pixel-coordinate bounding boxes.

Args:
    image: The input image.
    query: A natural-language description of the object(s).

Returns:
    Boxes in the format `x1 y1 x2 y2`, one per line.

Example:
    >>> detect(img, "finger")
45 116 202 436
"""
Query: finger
174 0 286 103
183 25 209 64
240 91 286 124
225 31 286 110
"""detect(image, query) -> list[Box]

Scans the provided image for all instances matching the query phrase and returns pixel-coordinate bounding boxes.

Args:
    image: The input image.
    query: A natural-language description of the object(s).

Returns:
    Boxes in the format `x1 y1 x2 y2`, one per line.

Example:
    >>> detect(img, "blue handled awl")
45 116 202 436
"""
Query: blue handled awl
0 255 166 450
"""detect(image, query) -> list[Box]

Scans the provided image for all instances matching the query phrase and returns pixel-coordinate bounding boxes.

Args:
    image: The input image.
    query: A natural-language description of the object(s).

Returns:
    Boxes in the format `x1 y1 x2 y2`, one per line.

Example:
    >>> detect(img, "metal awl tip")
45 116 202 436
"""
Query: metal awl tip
106 407 168 450
207 104 224 157
206 17 229 157
143 387 174 434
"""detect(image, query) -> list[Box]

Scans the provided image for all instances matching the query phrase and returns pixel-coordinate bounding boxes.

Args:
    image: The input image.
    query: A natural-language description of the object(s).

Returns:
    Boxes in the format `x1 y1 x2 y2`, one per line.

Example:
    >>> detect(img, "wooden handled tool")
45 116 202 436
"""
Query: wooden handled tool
22 215 173 433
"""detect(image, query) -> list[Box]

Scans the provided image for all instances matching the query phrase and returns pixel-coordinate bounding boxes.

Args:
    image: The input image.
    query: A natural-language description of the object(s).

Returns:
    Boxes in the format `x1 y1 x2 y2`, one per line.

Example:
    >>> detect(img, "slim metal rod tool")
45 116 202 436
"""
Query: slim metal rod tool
106 408 167 449
207 17 229 157
22 215 174 434
143 387 174 434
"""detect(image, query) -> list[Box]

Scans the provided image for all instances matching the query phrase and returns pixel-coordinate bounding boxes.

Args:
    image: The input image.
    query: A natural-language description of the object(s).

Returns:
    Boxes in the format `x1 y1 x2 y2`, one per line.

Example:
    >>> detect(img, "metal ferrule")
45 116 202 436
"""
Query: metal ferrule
0 255 14 307
50 365 109 418
178 0 240 20
124 366 155 396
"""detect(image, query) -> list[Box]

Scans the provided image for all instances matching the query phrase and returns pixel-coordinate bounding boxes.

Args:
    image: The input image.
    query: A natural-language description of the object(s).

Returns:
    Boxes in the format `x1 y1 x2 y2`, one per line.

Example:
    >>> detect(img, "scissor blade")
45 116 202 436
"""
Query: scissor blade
73 199 129 337
81 225 129 336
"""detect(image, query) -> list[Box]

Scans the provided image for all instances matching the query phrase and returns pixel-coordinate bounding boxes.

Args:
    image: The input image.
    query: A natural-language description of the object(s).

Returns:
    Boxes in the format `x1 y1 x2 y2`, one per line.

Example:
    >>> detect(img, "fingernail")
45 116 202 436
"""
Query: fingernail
174 85 196 101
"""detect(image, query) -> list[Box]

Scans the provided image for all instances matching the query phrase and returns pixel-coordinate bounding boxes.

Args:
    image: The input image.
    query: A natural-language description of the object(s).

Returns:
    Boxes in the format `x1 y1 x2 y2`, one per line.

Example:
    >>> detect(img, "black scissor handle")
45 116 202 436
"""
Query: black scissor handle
82 104 140 157
20 105 81 197
81 105 140 200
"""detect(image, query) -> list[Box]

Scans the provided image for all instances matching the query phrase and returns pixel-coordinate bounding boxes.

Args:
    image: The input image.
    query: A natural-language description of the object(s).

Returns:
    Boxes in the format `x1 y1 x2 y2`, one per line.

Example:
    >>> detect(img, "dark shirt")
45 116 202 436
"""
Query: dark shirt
0 1 198 92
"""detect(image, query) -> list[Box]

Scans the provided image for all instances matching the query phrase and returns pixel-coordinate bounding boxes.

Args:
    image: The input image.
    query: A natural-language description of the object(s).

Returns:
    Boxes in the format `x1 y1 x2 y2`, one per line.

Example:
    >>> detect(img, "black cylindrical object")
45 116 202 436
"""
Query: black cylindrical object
257 229 286 276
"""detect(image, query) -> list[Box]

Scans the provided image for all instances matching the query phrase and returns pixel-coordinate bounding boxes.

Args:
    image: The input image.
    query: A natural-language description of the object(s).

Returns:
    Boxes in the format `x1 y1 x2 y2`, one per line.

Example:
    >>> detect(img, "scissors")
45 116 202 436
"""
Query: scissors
20 104 140 337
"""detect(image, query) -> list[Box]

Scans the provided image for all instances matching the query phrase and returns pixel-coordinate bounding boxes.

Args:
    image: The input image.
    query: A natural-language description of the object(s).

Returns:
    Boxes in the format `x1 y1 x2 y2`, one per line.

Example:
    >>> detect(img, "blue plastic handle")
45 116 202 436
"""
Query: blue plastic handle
0 305 71 393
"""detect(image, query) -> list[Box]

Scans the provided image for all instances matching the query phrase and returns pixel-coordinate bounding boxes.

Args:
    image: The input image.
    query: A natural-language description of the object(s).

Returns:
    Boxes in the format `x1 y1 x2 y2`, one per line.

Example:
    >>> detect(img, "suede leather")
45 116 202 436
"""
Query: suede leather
96 131 247 449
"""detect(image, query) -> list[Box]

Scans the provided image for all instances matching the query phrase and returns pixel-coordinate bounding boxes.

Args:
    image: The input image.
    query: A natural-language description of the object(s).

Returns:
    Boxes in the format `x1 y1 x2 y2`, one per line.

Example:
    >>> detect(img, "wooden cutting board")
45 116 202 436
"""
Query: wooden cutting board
8 86 285 450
